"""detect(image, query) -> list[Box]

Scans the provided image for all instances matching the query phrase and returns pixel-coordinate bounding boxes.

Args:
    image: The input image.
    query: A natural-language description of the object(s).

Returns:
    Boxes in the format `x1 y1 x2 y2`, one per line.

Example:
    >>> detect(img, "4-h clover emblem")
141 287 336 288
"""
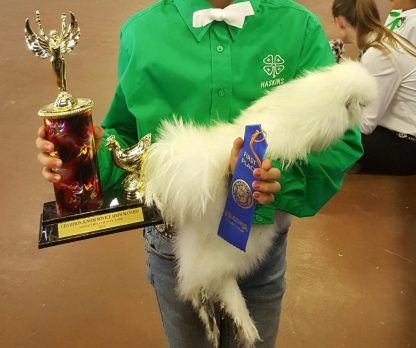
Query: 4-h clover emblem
263 54 285 78
386 10 406 31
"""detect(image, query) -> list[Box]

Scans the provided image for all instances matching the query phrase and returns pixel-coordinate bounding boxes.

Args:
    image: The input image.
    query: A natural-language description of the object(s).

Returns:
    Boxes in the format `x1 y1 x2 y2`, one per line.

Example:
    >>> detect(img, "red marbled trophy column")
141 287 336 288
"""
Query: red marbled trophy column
40 99 103 215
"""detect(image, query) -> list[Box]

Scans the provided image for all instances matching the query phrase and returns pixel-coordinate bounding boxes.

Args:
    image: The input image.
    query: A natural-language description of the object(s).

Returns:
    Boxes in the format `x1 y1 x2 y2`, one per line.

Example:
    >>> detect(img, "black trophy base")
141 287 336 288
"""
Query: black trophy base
38 189 163 248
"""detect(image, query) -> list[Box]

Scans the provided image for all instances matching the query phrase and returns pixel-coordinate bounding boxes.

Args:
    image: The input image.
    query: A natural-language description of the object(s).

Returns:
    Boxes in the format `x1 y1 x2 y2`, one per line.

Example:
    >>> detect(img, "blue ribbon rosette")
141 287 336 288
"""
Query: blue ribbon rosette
218 124 268 251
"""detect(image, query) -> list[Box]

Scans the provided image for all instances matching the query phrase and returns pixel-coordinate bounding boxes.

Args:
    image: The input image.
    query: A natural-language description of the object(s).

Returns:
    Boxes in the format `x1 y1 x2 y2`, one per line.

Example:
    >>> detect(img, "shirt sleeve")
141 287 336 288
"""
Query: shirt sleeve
294 14 336 77
98 32 139 192
254 14 363 222
360 48 401 135
273 126 362 217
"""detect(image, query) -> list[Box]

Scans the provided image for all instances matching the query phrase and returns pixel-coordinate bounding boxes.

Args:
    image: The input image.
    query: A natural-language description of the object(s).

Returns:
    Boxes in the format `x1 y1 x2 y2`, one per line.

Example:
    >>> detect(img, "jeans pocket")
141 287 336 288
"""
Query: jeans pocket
143 226 176 261
143 227 177 289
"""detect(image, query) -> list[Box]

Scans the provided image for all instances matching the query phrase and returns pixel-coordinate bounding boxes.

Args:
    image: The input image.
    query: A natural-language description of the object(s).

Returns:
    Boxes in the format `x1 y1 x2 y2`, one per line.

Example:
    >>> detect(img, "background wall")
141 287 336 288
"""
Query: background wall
1 1 414 347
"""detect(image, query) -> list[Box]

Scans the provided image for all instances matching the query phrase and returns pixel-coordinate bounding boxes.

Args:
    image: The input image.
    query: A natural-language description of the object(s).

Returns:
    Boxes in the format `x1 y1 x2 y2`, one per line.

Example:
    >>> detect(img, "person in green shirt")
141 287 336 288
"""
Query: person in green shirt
36 0 363 346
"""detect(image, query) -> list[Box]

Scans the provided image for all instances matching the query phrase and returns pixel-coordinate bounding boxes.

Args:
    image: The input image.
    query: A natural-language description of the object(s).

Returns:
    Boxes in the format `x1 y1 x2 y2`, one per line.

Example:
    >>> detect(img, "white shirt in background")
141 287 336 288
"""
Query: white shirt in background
360 9 416 136
385 8 416 45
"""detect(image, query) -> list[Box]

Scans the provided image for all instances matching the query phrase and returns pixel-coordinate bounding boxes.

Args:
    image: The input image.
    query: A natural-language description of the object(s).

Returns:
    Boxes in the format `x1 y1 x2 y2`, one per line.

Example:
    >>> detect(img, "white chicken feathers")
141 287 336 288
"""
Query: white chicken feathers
144 61 376 347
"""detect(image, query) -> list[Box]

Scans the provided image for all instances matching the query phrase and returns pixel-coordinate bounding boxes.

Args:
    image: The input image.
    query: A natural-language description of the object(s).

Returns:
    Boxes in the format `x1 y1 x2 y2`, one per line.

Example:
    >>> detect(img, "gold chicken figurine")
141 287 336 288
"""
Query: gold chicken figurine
106 134 152 202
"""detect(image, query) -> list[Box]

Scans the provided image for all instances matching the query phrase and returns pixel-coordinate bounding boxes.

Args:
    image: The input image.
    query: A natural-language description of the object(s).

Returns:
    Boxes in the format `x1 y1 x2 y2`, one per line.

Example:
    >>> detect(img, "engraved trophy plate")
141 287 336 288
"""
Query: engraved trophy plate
26 11 162 248
38 191 162 248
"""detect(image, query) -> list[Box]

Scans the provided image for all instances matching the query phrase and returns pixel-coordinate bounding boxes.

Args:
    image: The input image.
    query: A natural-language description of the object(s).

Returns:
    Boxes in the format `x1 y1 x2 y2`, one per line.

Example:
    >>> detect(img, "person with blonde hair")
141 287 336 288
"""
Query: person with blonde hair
333 0 416 175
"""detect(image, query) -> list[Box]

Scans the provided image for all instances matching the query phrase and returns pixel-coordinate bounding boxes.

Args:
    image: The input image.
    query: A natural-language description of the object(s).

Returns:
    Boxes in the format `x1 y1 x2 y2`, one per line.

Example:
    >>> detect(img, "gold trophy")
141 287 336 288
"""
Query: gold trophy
25 11 103 215
106 134 151 203
26 11 162 248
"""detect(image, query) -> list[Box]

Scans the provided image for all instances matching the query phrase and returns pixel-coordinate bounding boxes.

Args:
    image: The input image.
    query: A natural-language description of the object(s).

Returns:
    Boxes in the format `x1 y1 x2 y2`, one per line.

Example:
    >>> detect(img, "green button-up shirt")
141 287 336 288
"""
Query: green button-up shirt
99 0 363 222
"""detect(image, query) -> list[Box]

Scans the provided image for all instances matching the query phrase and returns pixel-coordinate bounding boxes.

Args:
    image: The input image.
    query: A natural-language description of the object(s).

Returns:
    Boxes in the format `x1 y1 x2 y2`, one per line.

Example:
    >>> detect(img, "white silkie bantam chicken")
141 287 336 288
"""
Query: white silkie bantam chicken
144 60 376 347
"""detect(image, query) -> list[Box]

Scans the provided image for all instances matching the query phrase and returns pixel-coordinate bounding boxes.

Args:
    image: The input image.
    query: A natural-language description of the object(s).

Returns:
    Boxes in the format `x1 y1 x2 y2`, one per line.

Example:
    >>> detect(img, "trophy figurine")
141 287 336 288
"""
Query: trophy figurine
106 134 151 203
25 10 103 215
26 11 163 248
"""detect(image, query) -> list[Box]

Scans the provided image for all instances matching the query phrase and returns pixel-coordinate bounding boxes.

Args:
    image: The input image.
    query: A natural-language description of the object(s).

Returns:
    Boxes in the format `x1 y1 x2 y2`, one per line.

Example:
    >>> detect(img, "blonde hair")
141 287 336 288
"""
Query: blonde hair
332 0 416 56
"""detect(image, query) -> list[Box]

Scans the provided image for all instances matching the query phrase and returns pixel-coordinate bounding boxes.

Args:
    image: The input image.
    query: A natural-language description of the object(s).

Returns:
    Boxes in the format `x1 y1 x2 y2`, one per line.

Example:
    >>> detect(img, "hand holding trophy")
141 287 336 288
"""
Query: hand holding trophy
27 11 162 248
26 11 102 215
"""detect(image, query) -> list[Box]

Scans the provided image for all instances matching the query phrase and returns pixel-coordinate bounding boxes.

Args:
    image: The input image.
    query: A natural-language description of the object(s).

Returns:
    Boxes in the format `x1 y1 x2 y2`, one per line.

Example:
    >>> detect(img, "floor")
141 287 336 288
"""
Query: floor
1 0 415 347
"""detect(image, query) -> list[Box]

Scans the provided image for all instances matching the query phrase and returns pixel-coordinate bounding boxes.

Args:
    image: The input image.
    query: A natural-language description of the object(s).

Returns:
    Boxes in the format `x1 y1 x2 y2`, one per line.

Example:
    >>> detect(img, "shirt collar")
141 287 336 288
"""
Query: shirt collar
174 0 260 42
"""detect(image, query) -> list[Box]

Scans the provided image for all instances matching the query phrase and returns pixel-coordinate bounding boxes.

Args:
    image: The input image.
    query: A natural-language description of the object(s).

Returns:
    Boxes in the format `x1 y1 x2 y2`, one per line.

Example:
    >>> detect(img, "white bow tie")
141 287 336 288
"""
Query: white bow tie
192 1 255 29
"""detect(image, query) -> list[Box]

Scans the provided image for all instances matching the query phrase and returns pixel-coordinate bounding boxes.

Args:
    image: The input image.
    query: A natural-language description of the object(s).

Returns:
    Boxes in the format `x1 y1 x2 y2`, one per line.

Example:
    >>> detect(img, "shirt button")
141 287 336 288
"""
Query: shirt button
218 89 225 97
216 45 224 53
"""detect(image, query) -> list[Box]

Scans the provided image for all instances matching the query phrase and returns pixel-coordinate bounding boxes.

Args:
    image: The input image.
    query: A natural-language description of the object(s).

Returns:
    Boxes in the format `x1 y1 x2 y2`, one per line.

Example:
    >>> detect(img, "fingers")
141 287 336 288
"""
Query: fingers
229 139 281 204
42 166 61 183
37 152 62 182
94 125 104 141
253 192 276 205
93 125 104 150
36 125 61 183
37 125 45 138
253 159 281 181
252 180 281 194
229 137 243 173
37 152 61 169
252 181 281 204
232 137 244 154
252 159 282 205
94 125 104 138
36 125 54 152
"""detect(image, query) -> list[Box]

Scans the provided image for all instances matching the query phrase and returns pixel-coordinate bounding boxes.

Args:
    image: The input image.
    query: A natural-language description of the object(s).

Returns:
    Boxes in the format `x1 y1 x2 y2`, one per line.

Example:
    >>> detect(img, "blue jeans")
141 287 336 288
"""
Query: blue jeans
144 216 289 348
